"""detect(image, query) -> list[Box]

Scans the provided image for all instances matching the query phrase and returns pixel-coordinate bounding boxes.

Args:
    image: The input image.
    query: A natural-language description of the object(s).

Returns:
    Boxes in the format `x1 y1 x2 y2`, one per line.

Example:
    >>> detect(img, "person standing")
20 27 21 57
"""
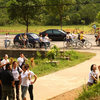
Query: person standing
12 61 22 100
19 64 30 100
1 54 9 70
26 64 37 100
4 33 10 48
17 53 28 68
0 63 15 100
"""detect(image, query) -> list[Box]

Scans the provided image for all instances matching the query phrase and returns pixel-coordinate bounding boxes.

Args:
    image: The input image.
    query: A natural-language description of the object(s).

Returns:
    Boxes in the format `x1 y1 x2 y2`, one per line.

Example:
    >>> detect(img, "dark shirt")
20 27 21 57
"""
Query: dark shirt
0 70 14 86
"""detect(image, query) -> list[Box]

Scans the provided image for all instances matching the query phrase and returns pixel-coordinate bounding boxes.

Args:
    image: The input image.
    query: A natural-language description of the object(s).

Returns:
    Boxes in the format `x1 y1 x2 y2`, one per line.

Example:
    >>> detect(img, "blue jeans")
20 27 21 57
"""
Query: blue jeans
21 86 28 100
44 42 50 49
4 40 10 48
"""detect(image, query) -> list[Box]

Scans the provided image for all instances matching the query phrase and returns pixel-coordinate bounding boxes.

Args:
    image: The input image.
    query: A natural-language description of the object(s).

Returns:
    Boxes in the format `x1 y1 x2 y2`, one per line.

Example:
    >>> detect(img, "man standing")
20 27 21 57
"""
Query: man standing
0 63 15 100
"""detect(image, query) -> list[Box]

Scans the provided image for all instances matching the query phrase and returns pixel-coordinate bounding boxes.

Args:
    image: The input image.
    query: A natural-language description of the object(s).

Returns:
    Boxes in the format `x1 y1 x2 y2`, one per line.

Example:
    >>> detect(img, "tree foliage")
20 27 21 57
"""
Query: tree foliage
0 0 100 27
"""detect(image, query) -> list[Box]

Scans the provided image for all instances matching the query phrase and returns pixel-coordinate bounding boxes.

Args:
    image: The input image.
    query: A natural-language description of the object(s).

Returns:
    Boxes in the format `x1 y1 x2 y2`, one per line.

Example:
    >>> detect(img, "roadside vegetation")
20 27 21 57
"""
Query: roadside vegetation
24 48 95 77
76 82 100 100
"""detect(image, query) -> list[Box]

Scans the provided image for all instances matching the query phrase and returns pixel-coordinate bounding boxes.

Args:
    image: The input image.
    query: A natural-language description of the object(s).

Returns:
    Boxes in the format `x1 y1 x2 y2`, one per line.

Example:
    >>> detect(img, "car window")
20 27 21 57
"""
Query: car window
59 30 66 34
45 30 52 35
30 34 39 39
27 35 33 39
53 30 61 35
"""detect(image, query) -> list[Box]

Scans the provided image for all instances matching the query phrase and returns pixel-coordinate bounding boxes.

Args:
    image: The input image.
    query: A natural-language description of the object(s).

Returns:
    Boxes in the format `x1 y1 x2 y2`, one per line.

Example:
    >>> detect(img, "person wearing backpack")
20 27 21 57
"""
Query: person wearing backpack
12 61 22 100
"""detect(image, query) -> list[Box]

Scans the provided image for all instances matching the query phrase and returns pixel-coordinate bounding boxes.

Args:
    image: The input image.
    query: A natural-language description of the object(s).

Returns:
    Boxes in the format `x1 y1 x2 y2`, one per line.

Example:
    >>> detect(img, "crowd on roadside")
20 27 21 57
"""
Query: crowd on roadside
0 53 37 100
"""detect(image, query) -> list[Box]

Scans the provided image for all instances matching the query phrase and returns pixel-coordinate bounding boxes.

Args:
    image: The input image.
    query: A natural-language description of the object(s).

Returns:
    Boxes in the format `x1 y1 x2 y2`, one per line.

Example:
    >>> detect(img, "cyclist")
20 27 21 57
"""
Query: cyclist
43 34 50 49
66 32 72 42
4 33 10 48
23 33 28 48
96 31 100 46
79 31 86 43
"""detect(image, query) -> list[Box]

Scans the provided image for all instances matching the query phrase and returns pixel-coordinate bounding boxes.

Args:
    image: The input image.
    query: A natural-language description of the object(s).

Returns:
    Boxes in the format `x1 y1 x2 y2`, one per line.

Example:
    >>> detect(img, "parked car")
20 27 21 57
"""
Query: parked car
13 33 41 48
39 29 66 41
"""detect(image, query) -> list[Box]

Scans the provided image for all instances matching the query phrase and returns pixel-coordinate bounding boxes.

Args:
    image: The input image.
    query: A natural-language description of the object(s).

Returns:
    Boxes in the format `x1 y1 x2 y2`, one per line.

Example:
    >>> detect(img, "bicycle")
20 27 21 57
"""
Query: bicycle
63 38 82 49
77 39 92 49
14 41 33 48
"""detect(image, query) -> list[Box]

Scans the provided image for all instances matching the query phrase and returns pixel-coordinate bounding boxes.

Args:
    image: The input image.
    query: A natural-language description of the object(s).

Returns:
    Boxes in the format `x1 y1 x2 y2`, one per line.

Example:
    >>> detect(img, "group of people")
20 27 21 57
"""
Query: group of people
87 64 100 86
0 53 37 100
65 31 86 43
39 34 50 49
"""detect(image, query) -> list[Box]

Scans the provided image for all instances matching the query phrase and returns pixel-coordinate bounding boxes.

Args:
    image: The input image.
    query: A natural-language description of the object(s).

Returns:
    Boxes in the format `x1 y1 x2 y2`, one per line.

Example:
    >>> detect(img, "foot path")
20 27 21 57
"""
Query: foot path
26 48 100 100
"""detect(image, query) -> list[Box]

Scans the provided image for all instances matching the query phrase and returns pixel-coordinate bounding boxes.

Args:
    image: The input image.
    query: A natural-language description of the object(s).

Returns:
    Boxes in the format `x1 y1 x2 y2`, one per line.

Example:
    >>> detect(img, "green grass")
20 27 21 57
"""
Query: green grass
76 82 100 100
0 24 98 34
28 51 95 77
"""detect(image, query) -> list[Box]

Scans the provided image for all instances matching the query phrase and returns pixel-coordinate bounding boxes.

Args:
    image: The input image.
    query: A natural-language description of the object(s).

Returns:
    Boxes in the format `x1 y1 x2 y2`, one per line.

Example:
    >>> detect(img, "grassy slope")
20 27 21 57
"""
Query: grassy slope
76 82 100 100
30 52 95 77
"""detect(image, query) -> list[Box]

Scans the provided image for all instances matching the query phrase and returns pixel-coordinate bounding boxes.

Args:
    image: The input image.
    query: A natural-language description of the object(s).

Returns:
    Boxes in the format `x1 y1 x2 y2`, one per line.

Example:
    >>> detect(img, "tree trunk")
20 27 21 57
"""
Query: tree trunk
26 16 29 33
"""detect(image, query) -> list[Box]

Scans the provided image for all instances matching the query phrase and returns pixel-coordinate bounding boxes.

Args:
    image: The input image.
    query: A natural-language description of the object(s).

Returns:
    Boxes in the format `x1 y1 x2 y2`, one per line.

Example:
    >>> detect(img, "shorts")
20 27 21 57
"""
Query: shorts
21 85 28 100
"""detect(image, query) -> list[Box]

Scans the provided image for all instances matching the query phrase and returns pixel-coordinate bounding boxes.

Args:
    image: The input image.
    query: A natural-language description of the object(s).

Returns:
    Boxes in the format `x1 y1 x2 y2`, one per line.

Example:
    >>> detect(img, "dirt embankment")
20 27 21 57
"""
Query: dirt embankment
49 86 83 100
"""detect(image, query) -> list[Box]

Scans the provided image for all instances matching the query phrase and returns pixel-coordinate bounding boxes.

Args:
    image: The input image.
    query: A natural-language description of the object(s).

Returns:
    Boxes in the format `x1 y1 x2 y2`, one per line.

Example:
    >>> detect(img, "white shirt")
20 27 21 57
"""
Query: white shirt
1 59 9 70
88 71 98 83
21 71 29 86
27 70 35 85
12 67 22 81
17 57 24 67
43 36 49 42
5 35 9 40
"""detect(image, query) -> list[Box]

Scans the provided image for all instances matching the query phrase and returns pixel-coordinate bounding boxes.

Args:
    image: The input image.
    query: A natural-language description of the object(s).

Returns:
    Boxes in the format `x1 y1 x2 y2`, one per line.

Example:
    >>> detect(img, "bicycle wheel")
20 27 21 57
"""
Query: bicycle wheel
49 44 55 49
14 42 20 48
34 42 40 48
63 41 69 48
27 43 33 48
76 41 83 49
7 40 11 47
85 41 92 49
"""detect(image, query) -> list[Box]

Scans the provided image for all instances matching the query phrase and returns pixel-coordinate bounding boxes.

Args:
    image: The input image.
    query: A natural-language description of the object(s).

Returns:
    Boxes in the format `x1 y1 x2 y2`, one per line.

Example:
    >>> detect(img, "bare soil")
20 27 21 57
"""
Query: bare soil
49 86 83 100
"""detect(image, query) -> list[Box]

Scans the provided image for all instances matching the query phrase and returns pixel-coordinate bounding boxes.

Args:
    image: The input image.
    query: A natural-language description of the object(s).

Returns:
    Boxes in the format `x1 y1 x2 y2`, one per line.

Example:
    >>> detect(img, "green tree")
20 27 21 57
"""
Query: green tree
96 11 100 23
8 0 41 33
45 0 75 29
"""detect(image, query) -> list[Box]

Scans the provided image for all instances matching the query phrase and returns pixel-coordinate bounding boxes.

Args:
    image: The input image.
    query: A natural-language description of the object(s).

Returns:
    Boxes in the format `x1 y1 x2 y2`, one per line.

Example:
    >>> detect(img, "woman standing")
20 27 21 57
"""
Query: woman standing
12 61 22 100
19 64 30 100
87 64 98 86
26 64 37 100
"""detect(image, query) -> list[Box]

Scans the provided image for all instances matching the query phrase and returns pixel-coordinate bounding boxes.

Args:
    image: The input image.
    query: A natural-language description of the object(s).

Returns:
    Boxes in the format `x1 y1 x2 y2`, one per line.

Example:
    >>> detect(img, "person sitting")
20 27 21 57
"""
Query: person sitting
80 31 86 43
66 32 72 42
19 34 24 45
87 64 98 86
39 34 44 48
43 34 50 49
23 33 28 48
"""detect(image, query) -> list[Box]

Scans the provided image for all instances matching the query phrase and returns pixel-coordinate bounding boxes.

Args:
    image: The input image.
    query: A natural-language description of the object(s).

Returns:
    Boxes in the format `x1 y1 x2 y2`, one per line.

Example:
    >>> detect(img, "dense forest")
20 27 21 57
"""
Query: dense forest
0 0 100 26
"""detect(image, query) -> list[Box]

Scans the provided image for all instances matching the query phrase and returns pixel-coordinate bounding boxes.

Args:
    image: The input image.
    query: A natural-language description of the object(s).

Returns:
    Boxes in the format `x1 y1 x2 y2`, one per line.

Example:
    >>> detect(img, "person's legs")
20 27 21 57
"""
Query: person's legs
0 84 2 100
28 85 33 100
4 40 7 48
21 86 28 100
1 86 7 100
15 81 20 100
8 86 15 100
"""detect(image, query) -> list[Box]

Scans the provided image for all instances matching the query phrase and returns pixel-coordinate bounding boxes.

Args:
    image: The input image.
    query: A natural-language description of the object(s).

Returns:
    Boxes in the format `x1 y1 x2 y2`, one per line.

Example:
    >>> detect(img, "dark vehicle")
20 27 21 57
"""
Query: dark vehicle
39 29 66 41
13 33 41 48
